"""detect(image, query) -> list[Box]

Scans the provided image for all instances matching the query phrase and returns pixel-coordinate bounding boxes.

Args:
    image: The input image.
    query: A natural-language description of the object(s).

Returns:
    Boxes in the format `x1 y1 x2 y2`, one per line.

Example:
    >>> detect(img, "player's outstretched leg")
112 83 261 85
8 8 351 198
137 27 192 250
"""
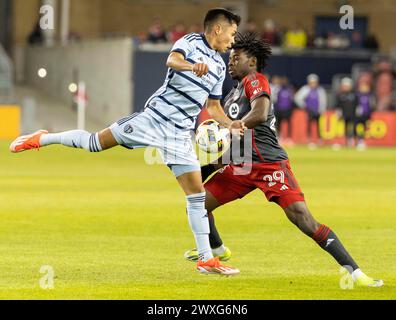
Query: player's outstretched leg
10 128 118 153
184 212 232 262
184 189 232 262
284 201 383 287
177 171 238 275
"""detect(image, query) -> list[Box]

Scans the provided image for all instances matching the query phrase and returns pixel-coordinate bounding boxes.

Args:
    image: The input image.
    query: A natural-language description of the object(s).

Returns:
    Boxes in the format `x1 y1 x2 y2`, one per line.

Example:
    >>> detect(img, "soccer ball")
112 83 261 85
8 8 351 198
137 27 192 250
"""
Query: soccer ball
195 119 230 154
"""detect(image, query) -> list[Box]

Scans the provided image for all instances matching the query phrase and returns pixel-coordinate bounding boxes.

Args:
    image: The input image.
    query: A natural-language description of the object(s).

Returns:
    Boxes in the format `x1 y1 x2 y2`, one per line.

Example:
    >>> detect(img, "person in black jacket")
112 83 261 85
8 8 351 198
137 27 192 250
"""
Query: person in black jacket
335 77 359 147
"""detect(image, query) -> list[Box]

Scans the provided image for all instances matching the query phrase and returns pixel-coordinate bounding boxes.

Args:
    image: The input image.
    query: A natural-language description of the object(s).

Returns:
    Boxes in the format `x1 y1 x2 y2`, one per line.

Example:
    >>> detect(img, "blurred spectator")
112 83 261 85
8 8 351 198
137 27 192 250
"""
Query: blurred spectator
313 35 327 49
306 30 315 49
335 77 358 147
146 18 168 43
355 82 374 149
169 22 187 43
326 32 350 49
364 34 379 51
373 57 394 74
135 31 147 44
372 57 396 110
375 71 395 110
244 19 258 34
284 23 307 50
356 71 374 91
274 76 295 142
294 74 327 145
261 19 281 46
27 22 43 45
270 75 282 105
350 31 363 49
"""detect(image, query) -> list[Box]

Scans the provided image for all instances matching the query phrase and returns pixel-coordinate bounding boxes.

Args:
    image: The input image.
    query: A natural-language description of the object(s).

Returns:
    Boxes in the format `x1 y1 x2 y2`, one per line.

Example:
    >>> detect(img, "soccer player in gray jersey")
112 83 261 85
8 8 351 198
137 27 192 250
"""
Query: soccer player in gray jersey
185 33 383 287
10 8 244 276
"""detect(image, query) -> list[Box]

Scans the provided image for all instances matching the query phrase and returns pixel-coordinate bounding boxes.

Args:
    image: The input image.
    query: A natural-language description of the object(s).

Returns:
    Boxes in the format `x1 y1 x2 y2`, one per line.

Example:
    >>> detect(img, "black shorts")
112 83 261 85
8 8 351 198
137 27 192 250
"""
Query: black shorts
307 110 320 121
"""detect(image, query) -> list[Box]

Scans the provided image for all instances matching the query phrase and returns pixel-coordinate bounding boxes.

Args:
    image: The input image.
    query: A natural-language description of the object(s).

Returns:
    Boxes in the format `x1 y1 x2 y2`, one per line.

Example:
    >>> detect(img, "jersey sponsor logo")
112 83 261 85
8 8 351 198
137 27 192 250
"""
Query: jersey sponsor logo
124 124 134 134
280 184 289 191
251 80 259 87
229 103 240 119
253 87 263 95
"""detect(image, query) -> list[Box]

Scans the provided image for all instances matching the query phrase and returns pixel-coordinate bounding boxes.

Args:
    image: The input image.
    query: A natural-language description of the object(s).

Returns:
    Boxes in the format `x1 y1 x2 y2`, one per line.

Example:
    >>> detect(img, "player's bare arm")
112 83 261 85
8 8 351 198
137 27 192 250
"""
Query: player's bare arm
241 96 271 128
166 52 209 78
206 98 246 135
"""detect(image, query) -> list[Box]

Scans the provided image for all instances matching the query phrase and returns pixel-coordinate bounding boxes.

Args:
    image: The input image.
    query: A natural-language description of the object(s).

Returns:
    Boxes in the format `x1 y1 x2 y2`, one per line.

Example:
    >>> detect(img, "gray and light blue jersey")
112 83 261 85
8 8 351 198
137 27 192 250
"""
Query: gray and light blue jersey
144 33 226 131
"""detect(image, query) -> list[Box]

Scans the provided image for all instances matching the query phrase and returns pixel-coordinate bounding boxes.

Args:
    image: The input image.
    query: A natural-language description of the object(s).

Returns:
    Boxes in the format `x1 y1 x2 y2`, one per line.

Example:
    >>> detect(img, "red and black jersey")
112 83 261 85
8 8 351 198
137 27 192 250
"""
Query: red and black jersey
223 72 288 163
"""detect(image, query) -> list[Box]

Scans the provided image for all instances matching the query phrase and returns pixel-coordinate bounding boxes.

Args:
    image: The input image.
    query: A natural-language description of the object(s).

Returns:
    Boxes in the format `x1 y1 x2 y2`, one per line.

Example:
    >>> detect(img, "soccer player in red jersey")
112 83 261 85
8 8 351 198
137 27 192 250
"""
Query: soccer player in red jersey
185 33 383 287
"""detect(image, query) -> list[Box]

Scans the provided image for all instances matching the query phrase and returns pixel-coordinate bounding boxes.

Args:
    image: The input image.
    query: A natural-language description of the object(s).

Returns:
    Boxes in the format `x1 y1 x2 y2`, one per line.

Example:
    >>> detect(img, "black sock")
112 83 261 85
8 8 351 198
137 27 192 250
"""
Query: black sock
201 164 217 182
208 212 223 249
312 224 359 271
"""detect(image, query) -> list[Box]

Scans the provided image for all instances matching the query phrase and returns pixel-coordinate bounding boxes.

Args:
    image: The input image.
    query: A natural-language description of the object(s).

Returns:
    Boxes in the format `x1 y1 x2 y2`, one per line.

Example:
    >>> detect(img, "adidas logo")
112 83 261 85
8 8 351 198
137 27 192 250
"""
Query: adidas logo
280 185 289 191
326 238 334 247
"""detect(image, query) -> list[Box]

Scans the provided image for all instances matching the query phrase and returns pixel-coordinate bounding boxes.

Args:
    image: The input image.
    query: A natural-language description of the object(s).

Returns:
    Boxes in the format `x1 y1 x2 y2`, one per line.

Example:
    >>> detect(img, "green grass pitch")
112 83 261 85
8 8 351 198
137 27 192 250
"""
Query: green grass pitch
0 141 395 299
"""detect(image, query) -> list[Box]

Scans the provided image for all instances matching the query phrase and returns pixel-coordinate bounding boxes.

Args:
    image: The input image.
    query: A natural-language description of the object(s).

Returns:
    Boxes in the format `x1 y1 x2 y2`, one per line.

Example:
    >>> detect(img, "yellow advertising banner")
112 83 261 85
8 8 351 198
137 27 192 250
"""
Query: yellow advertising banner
0 105 21 140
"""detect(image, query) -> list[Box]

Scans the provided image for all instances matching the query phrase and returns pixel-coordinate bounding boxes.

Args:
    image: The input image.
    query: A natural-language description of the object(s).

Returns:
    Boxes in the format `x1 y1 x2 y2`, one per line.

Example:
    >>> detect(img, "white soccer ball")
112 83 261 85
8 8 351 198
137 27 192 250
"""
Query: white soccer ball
195 119 230 154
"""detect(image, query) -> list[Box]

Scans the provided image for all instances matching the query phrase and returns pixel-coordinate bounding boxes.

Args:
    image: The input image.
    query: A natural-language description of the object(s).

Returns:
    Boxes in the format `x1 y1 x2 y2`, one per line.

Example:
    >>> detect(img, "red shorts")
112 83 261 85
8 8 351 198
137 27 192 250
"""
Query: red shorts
205 160 305 209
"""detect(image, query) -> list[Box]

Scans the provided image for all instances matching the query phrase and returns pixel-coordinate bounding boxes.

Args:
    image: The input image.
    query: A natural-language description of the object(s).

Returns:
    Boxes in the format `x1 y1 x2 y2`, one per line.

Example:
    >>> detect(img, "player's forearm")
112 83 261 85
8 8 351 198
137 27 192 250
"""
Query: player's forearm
206 104 232 128
166 55 193 72
242 110 267 129
242 97 269 128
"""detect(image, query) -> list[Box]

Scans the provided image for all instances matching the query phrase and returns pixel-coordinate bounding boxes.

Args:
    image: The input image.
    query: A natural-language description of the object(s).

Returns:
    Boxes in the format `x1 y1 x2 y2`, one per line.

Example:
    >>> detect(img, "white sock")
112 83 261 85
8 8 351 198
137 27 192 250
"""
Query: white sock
40 130 103 152
212 245 226 256
186 192 213 262
351 268 364 281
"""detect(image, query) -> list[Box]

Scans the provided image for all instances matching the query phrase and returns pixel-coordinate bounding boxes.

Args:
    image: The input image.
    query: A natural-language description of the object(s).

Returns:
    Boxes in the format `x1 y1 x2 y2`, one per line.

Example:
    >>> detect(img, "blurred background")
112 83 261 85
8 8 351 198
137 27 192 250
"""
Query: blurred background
1 0 396 148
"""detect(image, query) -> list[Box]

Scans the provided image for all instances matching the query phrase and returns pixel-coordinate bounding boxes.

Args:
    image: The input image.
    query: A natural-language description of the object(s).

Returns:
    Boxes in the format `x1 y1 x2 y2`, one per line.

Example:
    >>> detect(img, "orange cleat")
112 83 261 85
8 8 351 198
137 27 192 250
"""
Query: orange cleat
9 130 49 153
197 257 240 276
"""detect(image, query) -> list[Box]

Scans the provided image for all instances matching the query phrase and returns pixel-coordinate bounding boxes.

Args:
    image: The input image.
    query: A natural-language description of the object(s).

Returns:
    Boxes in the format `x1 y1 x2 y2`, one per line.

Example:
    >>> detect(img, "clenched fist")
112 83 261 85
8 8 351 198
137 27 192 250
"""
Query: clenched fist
229 120 246 138
192 63 209 78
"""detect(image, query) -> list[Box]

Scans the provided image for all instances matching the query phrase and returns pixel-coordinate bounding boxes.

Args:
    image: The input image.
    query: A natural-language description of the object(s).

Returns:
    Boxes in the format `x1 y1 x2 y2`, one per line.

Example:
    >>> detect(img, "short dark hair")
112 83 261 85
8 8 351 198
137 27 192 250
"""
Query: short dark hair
232 32 272 71
204 8 241 31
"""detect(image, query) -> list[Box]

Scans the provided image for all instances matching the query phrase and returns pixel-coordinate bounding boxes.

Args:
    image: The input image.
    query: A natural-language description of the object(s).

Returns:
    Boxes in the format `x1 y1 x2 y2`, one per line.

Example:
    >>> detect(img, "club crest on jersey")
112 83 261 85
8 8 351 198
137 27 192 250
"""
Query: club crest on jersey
217 66 222 75
198 56 204 62
251 80 259 87
229 103 240 119
124 124 134 134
